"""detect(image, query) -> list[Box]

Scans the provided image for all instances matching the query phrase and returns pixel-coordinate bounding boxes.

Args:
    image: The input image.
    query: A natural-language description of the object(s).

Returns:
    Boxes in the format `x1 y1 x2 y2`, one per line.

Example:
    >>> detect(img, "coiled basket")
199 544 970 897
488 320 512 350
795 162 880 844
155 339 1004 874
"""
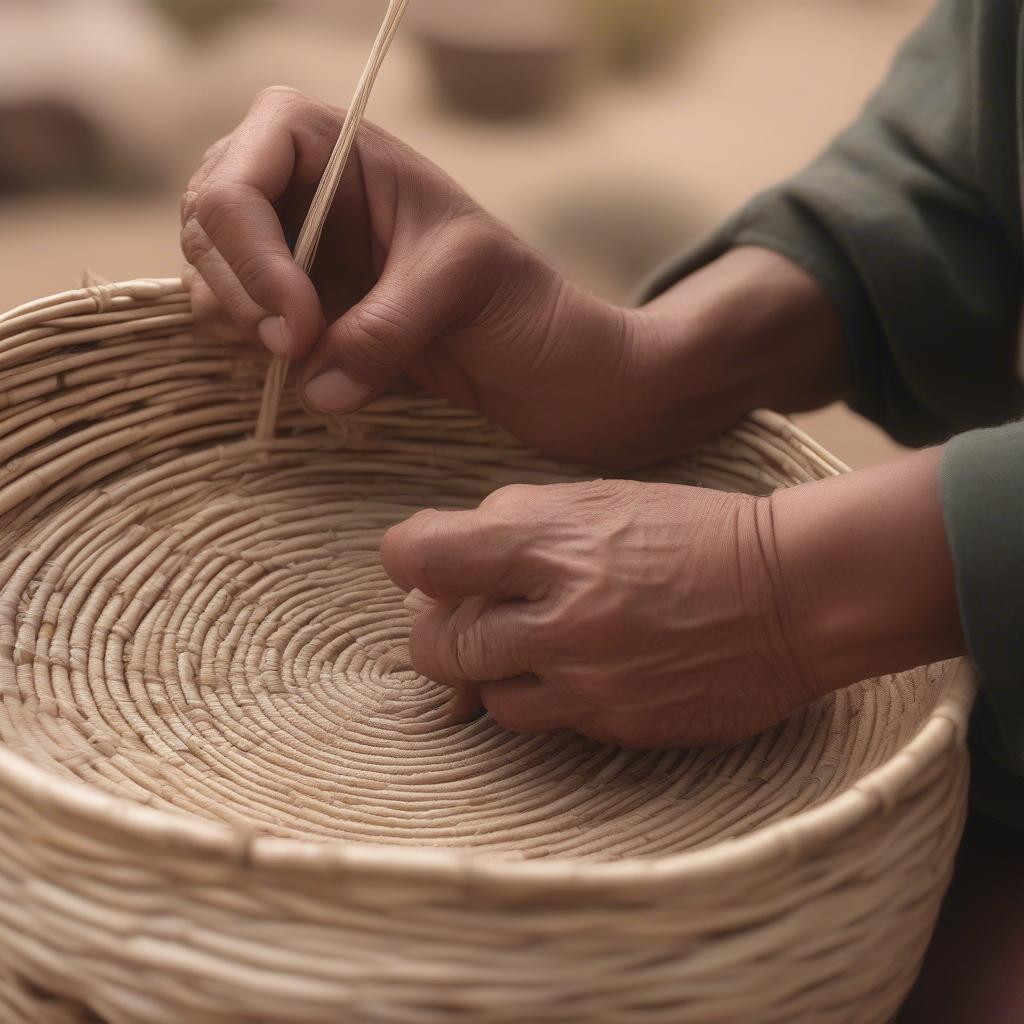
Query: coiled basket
0 279 975 1024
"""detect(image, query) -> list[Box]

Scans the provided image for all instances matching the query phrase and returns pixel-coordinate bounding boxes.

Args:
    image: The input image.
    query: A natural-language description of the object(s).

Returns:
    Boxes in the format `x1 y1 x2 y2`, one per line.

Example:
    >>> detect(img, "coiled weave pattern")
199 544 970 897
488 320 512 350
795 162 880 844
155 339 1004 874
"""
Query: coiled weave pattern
0 279 975 1023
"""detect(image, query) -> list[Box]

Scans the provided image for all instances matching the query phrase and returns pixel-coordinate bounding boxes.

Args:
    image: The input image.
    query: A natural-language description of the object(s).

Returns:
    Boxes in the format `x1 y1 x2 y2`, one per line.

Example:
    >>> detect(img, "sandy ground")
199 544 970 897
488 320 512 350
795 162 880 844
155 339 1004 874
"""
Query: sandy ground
0 0 931 468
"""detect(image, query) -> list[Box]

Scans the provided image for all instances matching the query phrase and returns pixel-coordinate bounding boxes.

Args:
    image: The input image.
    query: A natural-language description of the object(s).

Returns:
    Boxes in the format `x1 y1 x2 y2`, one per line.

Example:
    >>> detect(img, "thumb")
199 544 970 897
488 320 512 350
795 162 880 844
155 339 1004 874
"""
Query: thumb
299 247 461 415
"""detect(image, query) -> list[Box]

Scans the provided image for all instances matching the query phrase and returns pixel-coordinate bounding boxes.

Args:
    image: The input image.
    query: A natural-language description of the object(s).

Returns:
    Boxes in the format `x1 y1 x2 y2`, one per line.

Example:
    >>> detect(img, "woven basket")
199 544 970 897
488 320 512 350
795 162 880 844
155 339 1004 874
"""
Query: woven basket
0 278 975 1024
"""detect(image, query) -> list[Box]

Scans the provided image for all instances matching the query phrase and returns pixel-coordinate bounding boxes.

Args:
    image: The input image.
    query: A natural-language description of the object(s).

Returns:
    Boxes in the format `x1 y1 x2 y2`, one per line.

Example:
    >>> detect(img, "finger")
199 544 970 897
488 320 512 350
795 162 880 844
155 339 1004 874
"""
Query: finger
189 183 323 357
446 683 484 724
381 508 534 600
409 596 534 685
480 676 571 735
401 590 484 722
185 88 334 359
298 261 444 414
181 222 270 335
180 136 230 227
188 271 230 326
298 220 486 415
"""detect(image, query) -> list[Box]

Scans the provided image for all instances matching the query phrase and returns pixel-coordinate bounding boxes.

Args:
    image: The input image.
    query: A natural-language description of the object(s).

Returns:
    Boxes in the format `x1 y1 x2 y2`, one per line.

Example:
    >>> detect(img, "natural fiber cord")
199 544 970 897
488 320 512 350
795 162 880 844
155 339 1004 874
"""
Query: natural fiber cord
0 277 976 1023
255 0 411 443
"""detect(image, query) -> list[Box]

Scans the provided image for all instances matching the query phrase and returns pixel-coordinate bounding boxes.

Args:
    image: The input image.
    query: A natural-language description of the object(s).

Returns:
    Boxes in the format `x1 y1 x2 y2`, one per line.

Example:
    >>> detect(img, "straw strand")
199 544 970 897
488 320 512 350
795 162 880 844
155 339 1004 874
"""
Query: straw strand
255 0 412 443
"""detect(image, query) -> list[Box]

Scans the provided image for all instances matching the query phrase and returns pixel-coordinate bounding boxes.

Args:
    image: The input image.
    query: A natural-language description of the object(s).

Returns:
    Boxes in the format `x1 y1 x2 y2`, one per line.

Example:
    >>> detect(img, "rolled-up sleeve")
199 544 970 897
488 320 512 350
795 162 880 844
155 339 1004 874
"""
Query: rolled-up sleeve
641 0 1024 446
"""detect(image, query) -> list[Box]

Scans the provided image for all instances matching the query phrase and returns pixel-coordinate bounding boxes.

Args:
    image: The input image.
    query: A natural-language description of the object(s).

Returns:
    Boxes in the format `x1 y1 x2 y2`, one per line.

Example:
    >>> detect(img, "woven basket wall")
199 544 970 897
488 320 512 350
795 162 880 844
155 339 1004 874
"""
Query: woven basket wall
0 278 975 1024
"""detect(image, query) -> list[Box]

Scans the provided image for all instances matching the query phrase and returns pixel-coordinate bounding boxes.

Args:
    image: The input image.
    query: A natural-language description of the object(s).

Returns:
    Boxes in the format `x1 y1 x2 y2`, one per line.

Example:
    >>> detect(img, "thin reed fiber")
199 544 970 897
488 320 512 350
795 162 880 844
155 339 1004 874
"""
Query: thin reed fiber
255 0 411 442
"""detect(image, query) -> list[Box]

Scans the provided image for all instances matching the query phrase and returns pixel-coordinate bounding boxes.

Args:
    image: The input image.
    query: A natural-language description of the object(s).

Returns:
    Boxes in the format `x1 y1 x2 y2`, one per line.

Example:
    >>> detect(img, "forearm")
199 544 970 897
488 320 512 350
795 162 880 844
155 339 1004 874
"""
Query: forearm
772 447 965 694
636 1 1024 447
637 246 849 441
635 249 965 690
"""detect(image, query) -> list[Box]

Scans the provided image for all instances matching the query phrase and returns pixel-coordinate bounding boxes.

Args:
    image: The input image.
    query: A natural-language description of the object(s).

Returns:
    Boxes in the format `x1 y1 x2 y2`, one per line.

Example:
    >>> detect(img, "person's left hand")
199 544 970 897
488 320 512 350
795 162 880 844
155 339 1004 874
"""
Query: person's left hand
380 479 820 748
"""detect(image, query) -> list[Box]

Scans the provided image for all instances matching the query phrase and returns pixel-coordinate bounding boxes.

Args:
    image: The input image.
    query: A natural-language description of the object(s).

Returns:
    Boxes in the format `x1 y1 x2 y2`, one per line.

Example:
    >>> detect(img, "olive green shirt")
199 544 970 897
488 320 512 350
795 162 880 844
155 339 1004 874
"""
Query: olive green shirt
644 0 1024 826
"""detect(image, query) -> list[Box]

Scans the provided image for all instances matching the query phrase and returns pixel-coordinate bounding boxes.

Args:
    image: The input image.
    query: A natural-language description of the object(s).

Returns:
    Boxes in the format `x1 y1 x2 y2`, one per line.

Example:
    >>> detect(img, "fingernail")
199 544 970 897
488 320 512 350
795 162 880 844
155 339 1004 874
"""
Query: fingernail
258 316 292 357
305 368 371 414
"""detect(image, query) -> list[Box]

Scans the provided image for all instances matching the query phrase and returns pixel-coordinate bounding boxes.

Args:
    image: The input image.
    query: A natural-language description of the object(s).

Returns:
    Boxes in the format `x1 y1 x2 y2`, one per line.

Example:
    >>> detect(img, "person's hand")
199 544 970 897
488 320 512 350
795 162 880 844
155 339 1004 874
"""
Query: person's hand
381 448 965 749
380 479 817 747
181 87 849 468
180 87 698 466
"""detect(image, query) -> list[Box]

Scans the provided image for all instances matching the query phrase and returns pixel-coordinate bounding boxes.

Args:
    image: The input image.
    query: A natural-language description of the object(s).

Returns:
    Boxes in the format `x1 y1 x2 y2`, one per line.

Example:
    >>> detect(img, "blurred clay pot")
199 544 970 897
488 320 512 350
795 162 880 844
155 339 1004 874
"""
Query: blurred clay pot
0 102 103 191
0 0 188 189
412 0 583 119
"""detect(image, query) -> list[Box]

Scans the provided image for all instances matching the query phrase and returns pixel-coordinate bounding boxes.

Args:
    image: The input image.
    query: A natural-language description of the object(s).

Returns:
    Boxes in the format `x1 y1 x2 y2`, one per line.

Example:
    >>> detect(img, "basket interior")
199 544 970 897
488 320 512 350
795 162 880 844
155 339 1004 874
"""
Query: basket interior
0 280 953 863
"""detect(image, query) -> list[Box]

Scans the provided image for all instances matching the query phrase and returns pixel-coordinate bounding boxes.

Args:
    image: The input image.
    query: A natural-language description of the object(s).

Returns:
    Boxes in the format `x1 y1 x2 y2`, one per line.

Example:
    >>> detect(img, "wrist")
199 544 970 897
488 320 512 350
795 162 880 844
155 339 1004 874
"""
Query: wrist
771 448 965 694
637 246 849 434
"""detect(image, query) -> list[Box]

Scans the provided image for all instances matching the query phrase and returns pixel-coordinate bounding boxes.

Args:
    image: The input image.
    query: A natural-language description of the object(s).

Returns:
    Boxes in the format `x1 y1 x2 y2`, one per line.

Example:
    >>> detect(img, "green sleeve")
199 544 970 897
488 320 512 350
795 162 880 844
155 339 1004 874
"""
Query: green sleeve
943 424 1024 824
641 0 1024 445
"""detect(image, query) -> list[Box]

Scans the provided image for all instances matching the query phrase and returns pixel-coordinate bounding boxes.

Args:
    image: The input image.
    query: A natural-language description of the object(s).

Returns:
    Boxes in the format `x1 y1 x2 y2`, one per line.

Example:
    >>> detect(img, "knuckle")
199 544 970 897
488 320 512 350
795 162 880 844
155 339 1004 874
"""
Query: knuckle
396 512 446 592
525 597 574 649
180 189 198 228
179 216 213 268
199 136 229 165
534 612 575 656
404 507 442 539
194 180 243 232
379 521 402 559
448 618 480 680
558 662 614 704
482 484 539 514
445 598 503 681
187 138 231 197
252 87 339 144
349 301 420 359
335 337 397 383
435 215 496 267
544 592 595 643
254 84 305 109
453 218 509 268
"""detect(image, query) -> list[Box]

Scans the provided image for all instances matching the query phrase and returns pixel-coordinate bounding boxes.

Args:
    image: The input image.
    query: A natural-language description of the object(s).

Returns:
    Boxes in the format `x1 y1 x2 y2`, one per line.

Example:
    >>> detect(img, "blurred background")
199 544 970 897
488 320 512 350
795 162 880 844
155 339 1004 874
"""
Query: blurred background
0 0 933 467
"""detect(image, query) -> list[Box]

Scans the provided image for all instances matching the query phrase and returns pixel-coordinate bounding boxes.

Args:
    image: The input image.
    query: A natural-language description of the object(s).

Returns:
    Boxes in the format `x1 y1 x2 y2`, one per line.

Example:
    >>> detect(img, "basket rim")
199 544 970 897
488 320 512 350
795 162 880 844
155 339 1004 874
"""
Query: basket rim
0 278 977 888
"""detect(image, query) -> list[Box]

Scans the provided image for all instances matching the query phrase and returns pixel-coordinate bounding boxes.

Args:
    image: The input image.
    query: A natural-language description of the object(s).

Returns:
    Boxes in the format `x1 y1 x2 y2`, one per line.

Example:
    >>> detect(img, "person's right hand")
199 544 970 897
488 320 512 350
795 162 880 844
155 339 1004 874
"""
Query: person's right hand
180 86 765 468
